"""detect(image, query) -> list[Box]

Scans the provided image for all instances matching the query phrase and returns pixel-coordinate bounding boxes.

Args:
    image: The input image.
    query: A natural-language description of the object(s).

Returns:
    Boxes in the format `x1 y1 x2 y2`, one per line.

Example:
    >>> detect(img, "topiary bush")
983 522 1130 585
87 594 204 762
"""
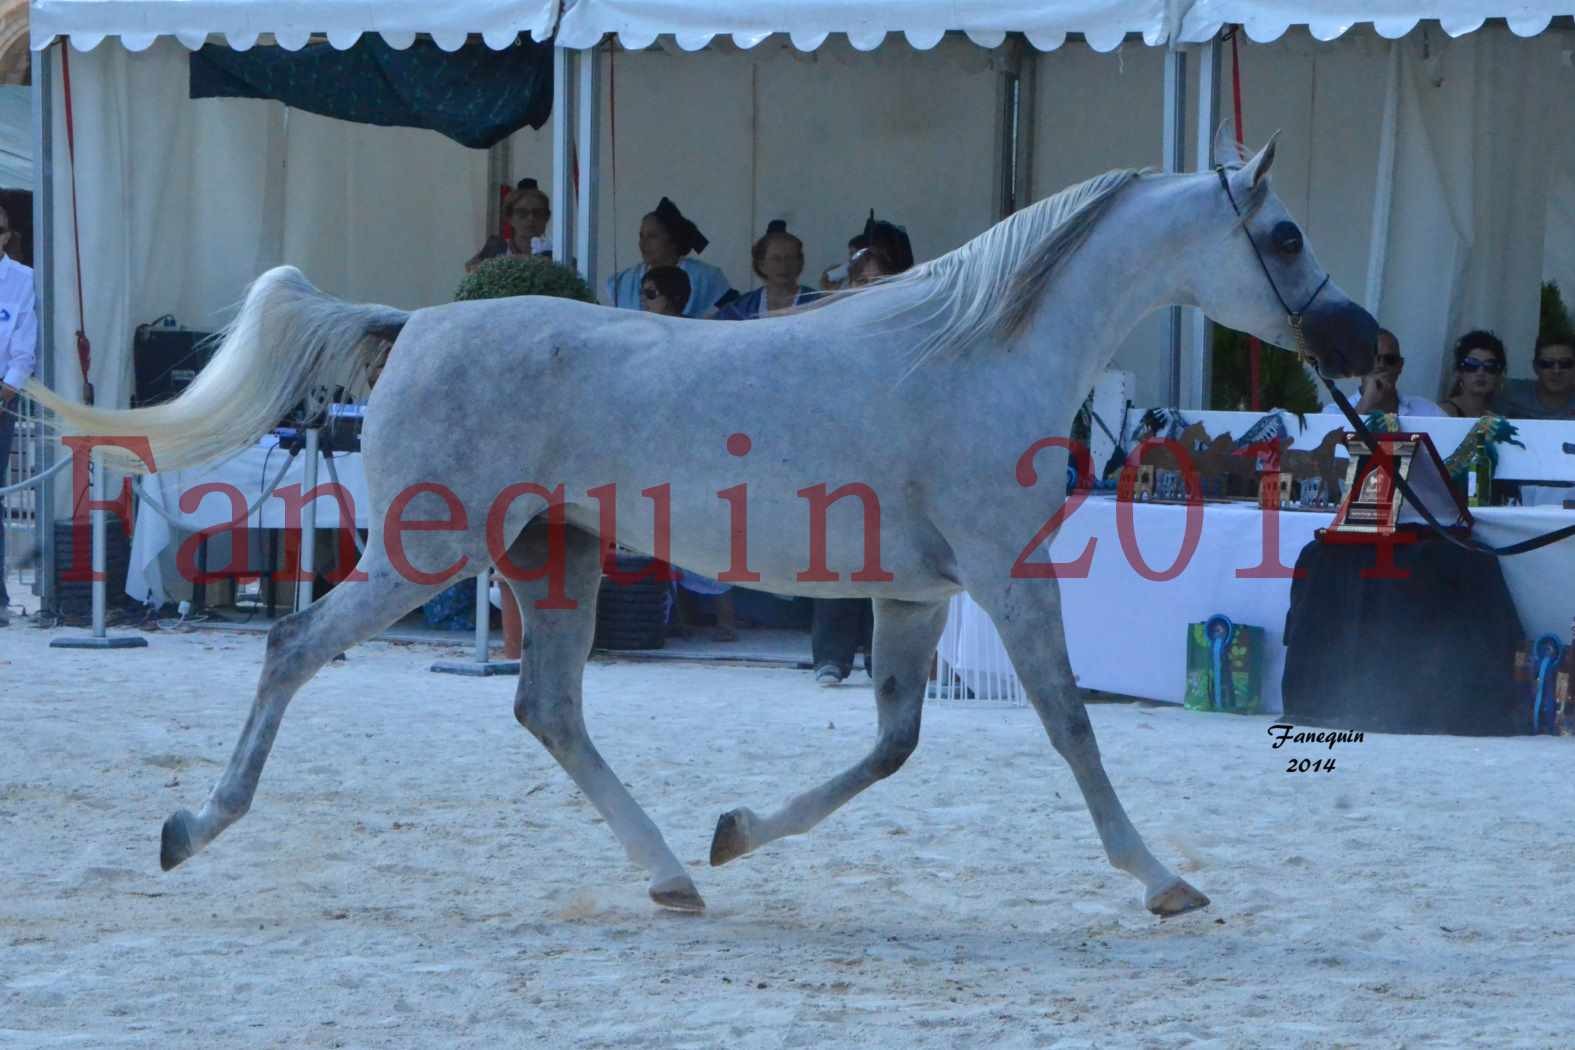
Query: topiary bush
1540 281 1573 346
454 254 597 304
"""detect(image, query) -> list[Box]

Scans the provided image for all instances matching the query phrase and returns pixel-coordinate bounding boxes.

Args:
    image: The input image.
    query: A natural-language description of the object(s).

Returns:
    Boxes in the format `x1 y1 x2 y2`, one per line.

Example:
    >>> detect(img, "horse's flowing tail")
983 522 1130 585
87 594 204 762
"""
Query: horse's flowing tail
25 266 409 473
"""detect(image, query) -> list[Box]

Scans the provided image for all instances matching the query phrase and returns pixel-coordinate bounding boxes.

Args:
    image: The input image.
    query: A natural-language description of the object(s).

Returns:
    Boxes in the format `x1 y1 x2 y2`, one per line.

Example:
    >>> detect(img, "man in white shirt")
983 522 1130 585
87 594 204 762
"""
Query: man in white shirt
1321 328 1442 417
0 204 38 625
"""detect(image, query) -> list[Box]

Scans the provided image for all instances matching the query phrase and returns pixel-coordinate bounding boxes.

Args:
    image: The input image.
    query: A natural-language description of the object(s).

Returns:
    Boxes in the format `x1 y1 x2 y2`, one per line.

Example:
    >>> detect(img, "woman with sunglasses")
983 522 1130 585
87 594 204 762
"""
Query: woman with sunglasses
634 264 739 640
607 197 733 318
1440 330 1508 418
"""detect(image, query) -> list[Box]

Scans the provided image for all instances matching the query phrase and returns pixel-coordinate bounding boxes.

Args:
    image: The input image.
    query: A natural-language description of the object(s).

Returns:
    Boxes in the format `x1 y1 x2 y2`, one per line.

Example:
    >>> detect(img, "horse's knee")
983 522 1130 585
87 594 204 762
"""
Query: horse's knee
513 687 577 753
869 722 920 780
261 609 320 689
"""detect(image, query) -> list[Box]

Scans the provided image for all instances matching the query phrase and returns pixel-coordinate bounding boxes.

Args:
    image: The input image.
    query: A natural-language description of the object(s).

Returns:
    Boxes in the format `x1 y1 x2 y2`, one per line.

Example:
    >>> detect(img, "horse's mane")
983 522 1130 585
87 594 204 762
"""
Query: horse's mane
833 167 1148 371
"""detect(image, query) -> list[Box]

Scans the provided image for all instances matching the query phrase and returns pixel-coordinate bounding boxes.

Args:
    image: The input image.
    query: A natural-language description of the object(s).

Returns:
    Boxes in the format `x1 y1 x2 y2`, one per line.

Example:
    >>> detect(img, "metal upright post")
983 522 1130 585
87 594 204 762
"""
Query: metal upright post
1162 47 1188 409
551 45 575 269
51 452 147 650
1188 36 1222 410
430 567 519 676
295 427 319 613
575 45 600 287
34 43 57 607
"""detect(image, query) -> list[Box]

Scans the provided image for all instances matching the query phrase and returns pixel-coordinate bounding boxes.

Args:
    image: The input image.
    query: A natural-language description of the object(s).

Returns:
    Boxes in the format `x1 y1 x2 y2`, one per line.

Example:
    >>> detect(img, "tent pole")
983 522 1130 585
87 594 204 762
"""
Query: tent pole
294 428 319 613
1188 36 1221 410
33 43 57 610
551 45 575 270
575 45 600 289
1162 46 1187 407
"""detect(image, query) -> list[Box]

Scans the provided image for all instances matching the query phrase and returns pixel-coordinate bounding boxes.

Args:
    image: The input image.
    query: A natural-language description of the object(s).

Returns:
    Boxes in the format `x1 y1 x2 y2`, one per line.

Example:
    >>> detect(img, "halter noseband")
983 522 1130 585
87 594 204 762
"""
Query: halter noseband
1214 167 1575 559
1215 165 1330 362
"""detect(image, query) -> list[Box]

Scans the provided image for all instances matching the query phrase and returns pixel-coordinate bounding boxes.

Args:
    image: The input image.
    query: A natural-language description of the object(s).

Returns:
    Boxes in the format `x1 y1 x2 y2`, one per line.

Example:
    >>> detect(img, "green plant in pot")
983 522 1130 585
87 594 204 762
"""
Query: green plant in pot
1209 324 1320 412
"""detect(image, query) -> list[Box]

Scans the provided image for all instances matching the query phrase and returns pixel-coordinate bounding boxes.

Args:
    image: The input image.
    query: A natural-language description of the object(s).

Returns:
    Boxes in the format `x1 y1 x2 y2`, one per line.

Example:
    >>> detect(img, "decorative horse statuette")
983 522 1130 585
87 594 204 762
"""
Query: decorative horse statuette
30 139 1376 917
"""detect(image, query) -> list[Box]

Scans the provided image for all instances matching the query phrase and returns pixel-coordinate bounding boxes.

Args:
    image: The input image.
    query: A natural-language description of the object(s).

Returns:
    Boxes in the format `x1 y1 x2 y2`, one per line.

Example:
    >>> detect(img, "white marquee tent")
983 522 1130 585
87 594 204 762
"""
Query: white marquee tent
19 0 1575 605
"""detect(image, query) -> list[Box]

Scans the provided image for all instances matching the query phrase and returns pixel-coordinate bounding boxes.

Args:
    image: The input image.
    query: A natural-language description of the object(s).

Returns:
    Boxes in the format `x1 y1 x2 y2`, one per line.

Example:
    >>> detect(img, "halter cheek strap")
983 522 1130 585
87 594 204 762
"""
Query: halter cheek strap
1214 166 1330 348
1216 166 1575 558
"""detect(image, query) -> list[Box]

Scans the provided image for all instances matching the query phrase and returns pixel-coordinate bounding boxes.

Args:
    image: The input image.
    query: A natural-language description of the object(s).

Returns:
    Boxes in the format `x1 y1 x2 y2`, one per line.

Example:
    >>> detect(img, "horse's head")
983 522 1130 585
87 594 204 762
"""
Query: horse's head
1189 137 1377 380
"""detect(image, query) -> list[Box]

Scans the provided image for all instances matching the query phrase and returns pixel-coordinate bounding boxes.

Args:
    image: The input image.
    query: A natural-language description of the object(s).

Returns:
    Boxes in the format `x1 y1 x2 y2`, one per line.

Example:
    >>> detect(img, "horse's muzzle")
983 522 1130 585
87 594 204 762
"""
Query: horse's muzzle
1300 300 1378 379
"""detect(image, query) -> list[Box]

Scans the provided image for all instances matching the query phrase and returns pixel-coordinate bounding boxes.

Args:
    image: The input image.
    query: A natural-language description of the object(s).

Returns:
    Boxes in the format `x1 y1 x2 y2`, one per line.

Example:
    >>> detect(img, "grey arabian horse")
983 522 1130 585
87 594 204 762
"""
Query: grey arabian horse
32 139 1376 917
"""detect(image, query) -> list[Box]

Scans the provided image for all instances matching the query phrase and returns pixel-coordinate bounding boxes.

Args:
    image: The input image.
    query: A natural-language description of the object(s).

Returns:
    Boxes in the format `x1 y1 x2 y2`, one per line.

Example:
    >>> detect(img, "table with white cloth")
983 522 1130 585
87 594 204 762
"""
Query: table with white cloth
127 438 368 607
937 495 1575 713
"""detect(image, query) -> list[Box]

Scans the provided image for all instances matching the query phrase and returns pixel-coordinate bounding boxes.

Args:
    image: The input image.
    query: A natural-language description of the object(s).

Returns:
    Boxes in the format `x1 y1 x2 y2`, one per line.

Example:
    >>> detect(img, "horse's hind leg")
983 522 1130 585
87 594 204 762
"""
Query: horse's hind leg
503 521 703 912
160 547 446 871
709 597 948 866
972 576 1209 917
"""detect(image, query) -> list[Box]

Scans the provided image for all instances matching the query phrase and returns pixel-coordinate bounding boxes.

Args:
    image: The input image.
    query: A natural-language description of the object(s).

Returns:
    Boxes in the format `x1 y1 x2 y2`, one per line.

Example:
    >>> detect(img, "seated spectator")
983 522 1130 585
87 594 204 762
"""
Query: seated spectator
716 220 819 319
466 178 552 272
637 263 736 638
639 266 691 317
819 232 869 291
1499 334 1575 420
848 214 915 286
608 197 733 317
1439 330 1508 418
1321 328 1441 416
811 213 915 686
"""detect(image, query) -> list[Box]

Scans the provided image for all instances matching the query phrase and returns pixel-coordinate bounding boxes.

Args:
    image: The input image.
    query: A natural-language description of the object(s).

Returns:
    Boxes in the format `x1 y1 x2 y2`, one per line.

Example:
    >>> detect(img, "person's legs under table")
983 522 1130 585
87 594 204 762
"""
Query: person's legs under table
811 597 871 682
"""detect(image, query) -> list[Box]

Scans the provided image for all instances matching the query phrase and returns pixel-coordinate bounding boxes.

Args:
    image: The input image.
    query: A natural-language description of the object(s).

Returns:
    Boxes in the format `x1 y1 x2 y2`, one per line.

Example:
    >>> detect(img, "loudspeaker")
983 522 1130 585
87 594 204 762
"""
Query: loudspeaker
52 518 135 616
132 320 217 408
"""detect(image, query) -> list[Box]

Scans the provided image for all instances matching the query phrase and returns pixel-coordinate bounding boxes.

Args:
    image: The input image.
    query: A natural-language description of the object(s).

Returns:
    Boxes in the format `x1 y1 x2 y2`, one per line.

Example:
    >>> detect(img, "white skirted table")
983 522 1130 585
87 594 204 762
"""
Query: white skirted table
126 438 368 608
936 495 1575 712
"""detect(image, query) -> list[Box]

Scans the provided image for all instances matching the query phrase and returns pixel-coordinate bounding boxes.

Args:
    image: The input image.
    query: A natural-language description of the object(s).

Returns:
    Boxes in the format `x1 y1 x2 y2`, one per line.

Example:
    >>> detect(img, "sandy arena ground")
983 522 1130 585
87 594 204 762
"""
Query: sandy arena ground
3 621 1574 1048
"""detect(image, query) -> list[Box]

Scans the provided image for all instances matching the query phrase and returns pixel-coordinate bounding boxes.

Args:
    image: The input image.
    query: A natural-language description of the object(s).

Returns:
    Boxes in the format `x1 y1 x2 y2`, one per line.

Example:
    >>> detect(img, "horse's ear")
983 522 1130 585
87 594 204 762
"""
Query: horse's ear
1243 132 1280 188
1212 119 1249 168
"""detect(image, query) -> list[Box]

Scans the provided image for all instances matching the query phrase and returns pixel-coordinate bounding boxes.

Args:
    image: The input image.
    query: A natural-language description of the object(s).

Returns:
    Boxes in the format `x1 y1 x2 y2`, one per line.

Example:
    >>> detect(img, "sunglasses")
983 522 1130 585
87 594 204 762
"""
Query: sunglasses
1456 358 1504 374
641 288 663 301
512 208 549 220
1533 357 1575 371
1375 352 1402 367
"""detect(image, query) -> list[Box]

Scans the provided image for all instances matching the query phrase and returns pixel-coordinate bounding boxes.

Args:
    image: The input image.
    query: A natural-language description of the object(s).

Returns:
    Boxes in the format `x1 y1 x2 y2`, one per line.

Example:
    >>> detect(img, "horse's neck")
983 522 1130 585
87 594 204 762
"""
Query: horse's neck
1014 186 1190 398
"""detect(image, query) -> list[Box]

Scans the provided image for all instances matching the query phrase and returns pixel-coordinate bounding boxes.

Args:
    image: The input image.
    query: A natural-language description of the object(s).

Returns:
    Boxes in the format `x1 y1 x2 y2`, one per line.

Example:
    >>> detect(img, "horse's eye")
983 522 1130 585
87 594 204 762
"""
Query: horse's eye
1272 221 1303 255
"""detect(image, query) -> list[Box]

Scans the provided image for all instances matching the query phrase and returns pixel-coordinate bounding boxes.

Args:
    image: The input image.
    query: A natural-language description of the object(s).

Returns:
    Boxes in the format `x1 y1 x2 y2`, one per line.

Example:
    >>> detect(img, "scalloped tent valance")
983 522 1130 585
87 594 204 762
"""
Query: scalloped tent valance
1170 2 1572 42
28 0 1575 52
27 0 561 52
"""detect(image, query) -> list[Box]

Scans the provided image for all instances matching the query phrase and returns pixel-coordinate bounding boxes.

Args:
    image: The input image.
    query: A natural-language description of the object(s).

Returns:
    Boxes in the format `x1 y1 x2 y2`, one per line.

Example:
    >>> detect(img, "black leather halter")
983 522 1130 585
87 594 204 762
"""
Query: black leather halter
1215 165 1330 347
1217 166 1575 557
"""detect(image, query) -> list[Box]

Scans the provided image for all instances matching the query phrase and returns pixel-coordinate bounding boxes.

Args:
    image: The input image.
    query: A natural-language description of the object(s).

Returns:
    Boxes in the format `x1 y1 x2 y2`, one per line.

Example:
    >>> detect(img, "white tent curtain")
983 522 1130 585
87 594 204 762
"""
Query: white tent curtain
1366 27 1564 400
43 40 492 414
0 85 32 190
1542 54 1575 313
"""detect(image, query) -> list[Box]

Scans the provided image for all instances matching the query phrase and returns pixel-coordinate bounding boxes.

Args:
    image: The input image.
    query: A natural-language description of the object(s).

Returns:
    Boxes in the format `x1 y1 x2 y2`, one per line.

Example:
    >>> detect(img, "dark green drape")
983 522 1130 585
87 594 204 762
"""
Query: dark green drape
190 36 553 149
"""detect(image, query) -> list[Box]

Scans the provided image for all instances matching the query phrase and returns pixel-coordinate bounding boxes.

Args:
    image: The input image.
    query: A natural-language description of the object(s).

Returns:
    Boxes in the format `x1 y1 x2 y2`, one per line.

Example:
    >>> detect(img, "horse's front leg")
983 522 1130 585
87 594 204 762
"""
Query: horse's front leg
967 568 1210 917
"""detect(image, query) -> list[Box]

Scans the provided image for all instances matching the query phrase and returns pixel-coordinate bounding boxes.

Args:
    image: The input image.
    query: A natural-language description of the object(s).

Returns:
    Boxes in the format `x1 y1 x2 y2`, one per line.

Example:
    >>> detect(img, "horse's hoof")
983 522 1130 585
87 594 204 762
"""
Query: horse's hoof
1146 877 1210 917
160 810 198 872
709 808 755 867
649 875 706 913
